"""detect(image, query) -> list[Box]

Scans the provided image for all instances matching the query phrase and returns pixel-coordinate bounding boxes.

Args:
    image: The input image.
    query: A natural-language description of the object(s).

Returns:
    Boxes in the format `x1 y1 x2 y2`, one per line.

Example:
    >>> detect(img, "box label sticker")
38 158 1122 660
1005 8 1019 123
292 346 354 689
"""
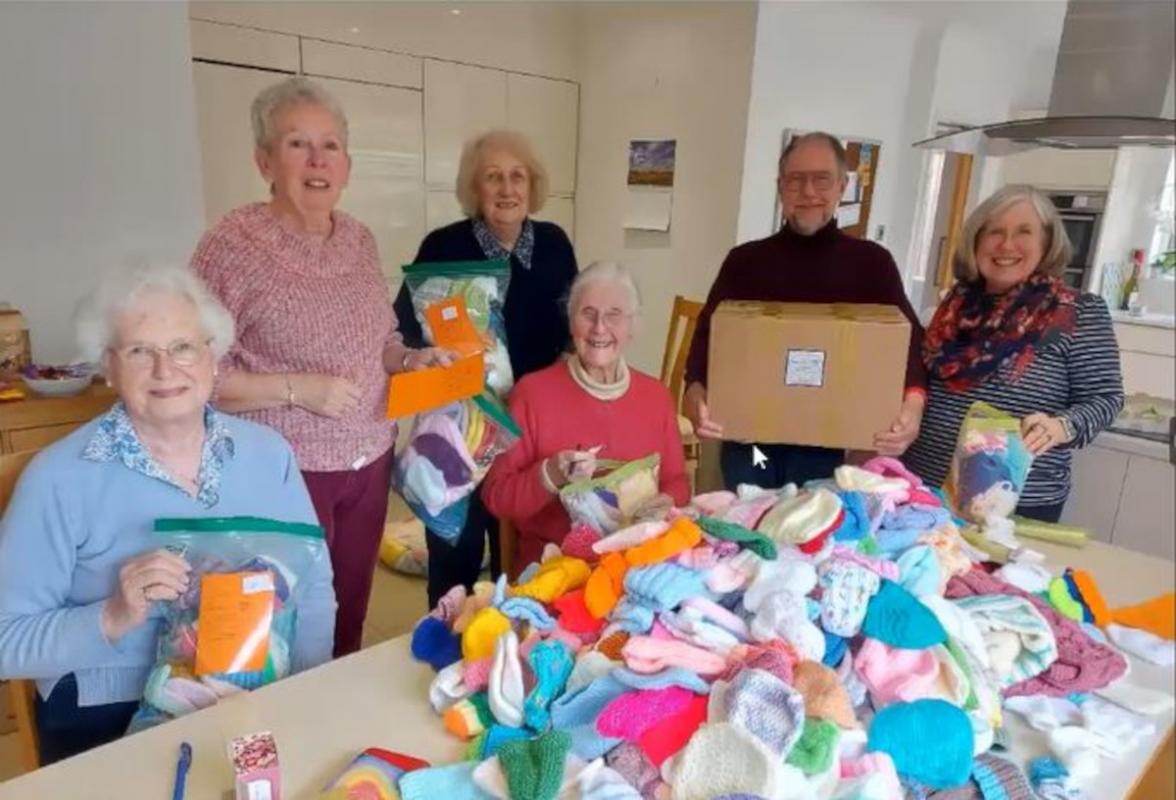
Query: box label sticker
785 350 826 387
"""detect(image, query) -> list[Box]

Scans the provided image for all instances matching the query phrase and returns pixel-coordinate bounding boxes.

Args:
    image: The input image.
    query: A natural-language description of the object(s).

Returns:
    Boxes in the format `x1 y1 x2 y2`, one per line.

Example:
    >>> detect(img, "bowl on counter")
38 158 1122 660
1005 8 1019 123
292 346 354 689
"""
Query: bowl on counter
21 363 97 397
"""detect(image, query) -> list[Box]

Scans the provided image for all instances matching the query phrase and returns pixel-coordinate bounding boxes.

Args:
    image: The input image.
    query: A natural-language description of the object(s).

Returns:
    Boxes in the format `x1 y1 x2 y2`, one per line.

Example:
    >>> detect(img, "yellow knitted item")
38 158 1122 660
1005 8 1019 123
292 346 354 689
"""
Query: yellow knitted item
624 517 703 567
510 556 591 603
462 607 511 661
585 552 630 619
452 581 497 634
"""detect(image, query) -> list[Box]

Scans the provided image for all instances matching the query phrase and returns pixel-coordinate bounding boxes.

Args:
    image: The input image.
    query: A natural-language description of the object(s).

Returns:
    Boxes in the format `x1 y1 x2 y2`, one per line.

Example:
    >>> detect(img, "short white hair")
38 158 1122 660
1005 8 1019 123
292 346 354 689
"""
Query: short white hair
75 264 235 364
251 76 349 150
567 261 642 318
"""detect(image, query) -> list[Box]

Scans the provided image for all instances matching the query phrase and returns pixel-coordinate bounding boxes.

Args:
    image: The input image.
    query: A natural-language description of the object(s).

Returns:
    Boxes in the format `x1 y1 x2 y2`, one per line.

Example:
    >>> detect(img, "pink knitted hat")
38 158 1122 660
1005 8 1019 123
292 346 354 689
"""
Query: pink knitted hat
622 635 728 677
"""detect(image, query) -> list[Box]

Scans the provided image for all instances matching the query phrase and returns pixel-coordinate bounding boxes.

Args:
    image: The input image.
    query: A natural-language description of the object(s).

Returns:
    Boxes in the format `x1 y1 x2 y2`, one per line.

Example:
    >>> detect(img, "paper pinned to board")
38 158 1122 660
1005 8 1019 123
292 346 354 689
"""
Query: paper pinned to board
624 186 673 231
839 203 862 227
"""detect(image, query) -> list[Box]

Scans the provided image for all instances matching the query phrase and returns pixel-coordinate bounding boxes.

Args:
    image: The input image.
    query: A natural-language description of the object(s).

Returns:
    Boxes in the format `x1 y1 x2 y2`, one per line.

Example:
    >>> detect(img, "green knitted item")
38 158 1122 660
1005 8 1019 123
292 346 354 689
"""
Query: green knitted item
698 516 778 560
1047 577 1084 621
858 536 880 556
466 731 487 761
786 718 841 775
497 729 573 800
944 637 979 711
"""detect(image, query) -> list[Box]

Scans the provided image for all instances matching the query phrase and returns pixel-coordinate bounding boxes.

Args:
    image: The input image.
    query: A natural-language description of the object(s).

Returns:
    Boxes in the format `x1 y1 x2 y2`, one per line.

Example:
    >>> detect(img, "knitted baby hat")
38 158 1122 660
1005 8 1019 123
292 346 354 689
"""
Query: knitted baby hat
867 699 973 789
862 579 947 649
791 659 858 729
708 668 806 758
756 487 843 547
668 722 786 800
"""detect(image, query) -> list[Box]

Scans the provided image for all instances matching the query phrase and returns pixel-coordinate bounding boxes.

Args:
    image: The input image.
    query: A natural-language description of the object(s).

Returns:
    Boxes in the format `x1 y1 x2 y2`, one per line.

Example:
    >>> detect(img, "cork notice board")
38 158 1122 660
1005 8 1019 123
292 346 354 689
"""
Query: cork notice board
773 130 883 240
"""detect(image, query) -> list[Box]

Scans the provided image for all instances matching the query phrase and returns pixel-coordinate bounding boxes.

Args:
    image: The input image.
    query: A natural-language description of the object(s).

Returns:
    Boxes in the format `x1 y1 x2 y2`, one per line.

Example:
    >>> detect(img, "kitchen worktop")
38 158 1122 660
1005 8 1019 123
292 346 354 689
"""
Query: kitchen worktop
1111 309 1176 329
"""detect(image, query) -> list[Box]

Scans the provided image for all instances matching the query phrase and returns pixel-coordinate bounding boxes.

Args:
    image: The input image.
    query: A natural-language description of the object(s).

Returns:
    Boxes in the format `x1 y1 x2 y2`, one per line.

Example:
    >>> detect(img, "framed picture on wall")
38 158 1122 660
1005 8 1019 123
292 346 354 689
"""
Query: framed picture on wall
774 130 884 239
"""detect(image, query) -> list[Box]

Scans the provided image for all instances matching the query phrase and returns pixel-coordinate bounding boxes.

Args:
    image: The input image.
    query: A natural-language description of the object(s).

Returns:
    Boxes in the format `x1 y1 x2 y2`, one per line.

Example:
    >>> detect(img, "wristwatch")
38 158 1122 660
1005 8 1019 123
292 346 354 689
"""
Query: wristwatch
1057 415 1077 443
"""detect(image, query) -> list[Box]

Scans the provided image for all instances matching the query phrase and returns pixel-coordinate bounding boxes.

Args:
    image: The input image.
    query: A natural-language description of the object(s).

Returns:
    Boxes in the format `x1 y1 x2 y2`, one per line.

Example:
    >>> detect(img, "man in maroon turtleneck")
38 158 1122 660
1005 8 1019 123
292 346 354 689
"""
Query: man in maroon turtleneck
684 132 928 490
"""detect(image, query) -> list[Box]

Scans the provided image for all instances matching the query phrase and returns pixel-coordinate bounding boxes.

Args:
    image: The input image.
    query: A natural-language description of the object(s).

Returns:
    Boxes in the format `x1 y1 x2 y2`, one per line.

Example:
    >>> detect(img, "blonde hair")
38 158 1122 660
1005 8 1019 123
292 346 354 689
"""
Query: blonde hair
954 184 1073 283
455 130 549 218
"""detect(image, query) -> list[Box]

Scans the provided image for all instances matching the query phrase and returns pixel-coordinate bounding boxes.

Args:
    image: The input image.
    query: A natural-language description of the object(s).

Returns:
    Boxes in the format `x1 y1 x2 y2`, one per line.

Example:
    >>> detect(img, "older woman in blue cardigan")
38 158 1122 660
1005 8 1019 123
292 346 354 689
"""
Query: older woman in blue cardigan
0 265 335 763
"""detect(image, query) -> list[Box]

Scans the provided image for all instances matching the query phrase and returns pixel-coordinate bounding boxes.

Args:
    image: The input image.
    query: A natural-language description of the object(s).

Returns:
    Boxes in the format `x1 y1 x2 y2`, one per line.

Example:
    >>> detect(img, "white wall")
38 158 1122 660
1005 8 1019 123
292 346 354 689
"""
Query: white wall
574 2 758 374
1094 147 1175 284
736 2 931 268
0 2 206 363
190 1 580 80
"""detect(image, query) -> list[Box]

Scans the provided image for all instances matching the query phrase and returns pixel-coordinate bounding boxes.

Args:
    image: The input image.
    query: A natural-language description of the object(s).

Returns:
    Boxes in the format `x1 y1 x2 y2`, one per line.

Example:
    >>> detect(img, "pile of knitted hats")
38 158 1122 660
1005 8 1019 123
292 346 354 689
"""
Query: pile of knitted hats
401 456 1171 800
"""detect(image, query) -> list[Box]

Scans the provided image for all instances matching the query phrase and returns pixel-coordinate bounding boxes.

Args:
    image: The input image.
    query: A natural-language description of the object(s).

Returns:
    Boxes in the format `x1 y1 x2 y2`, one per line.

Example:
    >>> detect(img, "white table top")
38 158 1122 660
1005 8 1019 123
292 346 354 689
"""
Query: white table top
1 540 1172 799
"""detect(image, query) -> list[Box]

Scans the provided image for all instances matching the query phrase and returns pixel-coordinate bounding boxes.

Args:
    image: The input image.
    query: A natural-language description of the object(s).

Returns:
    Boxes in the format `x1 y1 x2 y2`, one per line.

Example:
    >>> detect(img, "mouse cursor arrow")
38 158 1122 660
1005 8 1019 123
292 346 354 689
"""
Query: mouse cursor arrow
752 446 768 469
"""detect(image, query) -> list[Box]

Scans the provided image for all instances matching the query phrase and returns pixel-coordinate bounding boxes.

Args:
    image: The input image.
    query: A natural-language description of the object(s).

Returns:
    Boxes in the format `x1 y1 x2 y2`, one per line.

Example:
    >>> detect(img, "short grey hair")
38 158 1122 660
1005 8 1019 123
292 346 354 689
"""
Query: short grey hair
954 184 1073 283
75 264 235 364
251 76 349 151
566 261 642 319
455 129 549 218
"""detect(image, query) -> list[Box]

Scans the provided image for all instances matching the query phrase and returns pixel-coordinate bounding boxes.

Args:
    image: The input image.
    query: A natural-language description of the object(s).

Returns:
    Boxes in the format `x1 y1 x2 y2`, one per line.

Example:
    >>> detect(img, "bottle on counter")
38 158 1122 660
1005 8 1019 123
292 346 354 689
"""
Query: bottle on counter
1120 248 1145 311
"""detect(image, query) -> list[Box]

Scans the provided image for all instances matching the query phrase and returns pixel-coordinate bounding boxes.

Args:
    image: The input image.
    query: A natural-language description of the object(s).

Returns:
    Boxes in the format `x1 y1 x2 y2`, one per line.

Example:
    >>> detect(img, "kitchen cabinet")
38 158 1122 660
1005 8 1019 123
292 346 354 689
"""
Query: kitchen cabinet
1063 431 1174 559
1113 318 1175 401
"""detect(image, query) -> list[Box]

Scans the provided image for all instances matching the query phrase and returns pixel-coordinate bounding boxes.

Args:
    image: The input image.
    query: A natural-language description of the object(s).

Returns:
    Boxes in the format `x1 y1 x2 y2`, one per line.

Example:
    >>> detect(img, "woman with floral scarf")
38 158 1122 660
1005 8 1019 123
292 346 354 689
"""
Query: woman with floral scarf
904 185 1123 522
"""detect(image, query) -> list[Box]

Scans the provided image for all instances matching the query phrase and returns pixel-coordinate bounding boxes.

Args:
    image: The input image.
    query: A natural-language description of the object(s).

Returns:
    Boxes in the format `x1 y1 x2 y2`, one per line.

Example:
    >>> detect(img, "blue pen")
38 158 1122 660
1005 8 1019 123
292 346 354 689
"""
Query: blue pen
172 742 192 800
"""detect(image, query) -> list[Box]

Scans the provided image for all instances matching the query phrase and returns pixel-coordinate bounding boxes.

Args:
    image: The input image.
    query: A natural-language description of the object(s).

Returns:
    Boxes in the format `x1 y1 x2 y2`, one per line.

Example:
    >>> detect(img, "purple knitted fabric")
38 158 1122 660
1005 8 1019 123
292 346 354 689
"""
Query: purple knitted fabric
946 568 1126 697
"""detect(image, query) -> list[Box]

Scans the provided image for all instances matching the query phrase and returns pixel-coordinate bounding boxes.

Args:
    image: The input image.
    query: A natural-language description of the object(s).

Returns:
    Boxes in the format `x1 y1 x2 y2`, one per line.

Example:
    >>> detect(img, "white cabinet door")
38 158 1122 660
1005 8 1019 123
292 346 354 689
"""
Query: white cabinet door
190 19 299 72
1062 444 1129 543
423 60 507 188
301 39 421 89
312 77 424 281
192 63 425 281
507 73 578 196
1112 455 1176 560
425 190 465 233
192 62 276 225
534 195 575 241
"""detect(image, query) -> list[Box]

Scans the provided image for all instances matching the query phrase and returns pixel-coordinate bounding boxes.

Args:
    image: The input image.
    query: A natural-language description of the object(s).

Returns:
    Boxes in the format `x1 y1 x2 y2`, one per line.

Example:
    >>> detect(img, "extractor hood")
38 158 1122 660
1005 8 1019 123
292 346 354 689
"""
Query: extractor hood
916 0 1176 154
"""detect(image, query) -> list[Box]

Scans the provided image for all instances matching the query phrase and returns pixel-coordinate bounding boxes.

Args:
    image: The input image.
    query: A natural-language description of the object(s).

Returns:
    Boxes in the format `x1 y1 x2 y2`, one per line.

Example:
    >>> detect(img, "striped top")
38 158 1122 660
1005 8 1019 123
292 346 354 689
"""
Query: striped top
192 203 401 472
903 293 1123 507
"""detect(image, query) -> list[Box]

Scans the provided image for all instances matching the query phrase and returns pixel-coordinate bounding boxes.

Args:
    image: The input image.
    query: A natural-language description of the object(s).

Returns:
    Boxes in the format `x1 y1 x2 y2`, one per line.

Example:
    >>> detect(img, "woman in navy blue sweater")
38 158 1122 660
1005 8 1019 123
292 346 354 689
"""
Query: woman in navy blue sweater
394 130 578 606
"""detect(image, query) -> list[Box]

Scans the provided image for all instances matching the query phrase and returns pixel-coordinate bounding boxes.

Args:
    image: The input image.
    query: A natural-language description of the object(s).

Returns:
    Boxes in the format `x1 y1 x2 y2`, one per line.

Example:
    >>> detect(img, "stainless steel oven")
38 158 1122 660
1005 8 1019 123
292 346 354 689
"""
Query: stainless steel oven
1047 192 1106 290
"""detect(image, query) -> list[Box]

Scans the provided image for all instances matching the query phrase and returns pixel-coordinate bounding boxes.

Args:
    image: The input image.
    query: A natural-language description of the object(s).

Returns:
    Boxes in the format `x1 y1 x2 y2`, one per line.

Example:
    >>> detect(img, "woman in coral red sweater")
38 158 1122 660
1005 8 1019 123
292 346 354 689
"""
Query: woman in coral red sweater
482 262 690 569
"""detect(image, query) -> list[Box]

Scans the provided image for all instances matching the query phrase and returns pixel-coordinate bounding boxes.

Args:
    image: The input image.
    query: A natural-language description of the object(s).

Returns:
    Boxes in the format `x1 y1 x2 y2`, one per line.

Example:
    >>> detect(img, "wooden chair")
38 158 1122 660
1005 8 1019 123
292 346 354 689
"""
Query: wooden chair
660 296 705 493
0 448 42 773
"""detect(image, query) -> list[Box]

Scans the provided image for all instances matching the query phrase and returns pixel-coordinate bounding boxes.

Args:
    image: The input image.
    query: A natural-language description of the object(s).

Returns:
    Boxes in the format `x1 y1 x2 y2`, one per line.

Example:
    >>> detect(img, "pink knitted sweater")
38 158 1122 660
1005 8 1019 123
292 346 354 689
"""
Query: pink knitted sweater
191 203 400 472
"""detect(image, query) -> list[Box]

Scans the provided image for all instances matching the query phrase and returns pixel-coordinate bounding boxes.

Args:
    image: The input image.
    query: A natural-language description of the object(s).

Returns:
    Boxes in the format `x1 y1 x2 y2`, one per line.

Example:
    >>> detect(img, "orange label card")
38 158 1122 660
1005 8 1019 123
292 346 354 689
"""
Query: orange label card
424 297 483 357
194 571 275 676
386 353 485 419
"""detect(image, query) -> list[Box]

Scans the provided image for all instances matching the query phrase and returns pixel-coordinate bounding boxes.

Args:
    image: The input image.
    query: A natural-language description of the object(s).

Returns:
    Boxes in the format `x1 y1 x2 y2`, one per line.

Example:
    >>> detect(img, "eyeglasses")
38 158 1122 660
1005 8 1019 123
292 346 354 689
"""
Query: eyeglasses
577 307 630 328
781 171 837 193
113 339 210 369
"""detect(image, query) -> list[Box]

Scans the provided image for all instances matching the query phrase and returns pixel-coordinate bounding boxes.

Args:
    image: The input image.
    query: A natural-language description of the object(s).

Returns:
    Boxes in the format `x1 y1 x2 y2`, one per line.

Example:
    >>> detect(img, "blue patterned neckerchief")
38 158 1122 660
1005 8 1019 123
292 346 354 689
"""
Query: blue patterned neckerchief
473 217 534 270
82 401 235 509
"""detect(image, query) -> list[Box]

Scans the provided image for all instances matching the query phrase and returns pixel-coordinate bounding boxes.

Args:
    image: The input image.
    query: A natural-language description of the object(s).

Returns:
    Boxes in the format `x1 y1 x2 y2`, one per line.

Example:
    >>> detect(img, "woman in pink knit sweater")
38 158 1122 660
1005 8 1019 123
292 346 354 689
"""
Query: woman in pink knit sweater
191 77 448 657
482 262 690 569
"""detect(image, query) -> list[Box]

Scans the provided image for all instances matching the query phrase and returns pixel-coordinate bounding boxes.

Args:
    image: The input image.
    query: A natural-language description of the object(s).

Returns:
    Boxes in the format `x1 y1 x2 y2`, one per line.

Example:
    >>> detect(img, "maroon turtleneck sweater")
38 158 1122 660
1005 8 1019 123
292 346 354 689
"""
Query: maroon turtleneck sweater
685 220 927 391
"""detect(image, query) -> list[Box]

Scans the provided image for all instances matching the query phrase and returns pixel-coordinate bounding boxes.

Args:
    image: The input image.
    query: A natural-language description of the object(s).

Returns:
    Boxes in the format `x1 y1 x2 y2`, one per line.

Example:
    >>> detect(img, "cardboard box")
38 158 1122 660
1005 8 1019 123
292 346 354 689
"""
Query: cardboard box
708 302 910 450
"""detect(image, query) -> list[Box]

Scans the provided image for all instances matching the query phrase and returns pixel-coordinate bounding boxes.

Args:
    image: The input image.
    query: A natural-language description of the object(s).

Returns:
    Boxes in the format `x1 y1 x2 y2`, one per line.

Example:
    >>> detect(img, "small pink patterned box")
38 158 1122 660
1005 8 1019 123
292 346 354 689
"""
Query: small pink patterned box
228 731 281 800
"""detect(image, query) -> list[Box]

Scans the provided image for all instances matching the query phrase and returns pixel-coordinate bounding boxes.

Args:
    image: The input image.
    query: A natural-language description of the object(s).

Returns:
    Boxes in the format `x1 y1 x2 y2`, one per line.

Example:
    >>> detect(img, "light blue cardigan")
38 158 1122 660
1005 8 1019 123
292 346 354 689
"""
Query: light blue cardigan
0 405 336 706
